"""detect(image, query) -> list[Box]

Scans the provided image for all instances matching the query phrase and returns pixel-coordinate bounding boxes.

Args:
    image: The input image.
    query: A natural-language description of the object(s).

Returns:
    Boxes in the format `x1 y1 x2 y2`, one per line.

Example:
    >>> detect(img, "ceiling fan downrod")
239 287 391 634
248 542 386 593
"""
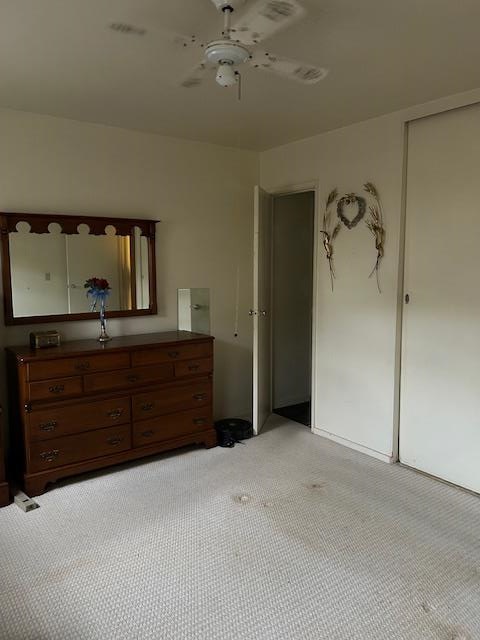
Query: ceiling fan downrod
222 5 234 40
205 3 249 88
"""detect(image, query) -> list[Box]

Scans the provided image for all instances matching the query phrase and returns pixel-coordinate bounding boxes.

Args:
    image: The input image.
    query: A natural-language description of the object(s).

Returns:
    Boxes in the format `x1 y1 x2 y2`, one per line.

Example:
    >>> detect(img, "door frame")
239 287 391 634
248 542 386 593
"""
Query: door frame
267 181 320 432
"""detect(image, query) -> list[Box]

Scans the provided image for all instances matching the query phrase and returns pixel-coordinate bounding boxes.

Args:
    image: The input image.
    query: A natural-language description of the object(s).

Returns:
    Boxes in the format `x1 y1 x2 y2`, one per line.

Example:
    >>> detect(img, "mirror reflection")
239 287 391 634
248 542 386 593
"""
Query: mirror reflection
9 223 150 318
178 288 210 335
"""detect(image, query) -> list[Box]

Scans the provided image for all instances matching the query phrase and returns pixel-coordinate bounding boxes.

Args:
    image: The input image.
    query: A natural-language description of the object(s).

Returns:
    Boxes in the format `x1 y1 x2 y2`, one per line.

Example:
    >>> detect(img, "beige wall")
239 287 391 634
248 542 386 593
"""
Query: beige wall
261 87 480 462
0 108 259 420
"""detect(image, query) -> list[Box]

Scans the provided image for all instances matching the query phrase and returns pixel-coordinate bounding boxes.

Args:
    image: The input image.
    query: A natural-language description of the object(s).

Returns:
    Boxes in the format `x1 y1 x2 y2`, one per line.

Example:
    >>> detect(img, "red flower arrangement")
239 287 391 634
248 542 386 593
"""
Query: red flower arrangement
84 277 110 293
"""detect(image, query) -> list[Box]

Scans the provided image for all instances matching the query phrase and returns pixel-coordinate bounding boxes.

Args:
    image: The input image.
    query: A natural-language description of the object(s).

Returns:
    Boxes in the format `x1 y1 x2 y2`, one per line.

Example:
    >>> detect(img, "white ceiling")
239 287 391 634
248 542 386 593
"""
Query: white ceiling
2 0 480 150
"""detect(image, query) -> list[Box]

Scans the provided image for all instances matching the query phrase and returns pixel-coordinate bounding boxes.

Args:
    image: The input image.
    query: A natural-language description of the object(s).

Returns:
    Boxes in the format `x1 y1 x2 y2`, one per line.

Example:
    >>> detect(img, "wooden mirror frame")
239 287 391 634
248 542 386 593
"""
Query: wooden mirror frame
0 212 158 326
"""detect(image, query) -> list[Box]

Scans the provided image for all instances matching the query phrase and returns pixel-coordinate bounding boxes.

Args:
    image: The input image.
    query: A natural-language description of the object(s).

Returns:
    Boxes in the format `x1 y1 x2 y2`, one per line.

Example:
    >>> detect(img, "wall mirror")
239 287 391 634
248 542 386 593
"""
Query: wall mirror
0 212 158 325
177 288 210 335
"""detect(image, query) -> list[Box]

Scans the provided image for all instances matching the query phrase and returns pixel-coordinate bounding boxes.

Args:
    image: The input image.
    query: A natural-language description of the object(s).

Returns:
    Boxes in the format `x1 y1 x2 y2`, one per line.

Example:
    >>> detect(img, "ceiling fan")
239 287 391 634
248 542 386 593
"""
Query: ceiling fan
177 0 328 89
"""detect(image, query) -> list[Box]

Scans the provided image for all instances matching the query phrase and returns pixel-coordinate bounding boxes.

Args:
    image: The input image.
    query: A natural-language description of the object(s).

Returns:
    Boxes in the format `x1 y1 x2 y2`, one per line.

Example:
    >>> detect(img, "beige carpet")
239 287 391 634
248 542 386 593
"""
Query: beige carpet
0 415 479 640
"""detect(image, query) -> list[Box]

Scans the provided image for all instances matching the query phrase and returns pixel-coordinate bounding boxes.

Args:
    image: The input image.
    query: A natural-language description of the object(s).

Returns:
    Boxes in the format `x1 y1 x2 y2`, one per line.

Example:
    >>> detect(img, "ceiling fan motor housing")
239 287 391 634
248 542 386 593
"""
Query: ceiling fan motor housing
205 40 250 66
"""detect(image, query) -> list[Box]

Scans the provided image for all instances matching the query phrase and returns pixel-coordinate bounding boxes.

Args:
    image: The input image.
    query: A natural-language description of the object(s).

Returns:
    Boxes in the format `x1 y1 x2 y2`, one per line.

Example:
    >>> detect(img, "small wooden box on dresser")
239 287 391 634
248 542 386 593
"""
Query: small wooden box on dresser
0 406 10 506
7 331 216 496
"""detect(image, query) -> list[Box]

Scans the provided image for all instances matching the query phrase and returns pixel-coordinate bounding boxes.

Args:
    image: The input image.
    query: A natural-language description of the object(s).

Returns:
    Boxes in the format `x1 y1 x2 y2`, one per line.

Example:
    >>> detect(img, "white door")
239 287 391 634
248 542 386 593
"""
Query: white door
400 104 480 493
253 186 273 435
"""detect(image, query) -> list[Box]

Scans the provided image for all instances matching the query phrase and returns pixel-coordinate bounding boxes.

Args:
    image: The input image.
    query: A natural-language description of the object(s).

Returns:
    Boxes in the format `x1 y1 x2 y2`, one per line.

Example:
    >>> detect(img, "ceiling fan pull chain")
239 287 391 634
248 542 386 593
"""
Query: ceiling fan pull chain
236 71 242 101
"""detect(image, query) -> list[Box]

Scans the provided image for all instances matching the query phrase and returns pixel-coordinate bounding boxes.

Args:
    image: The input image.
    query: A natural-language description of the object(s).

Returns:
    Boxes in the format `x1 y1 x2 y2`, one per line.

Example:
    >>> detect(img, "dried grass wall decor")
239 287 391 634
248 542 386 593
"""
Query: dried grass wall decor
321 182 386 292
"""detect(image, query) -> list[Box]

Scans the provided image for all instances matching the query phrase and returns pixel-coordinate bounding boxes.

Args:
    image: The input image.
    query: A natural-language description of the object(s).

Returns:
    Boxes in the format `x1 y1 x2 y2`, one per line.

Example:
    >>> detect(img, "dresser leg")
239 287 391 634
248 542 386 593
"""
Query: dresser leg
203 431 218 449
0 482 9 507
24 476 49 497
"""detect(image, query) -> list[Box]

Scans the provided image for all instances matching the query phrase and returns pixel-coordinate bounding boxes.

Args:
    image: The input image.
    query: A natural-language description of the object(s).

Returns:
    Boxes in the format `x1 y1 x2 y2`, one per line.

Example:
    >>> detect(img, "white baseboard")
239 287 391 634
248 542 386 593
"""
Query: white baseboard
312 427 394 464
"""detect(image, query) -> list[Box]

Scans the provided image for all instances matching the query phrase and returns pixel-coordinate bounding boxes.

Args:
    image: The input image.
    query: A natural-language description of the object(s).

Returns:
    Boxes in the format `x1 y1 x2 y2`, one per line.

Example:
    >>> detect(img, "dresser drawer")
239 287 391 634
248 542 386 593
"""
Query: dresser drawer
132 380 212 421
84 364 173 393
28 396 131 442
174 358 213 378
131 342 212 367
28 352 130 382
28 376 83 402
133 407 212 448
29 424 131 473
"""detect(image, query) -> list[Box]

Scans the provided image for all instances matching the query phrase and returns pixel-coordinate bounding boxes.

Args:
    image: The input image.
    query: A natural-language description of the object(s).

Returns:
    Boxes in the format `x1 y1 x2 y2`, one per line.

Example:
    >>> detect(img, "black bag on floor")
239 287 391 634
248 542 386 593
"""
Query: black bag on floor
214 418 253 448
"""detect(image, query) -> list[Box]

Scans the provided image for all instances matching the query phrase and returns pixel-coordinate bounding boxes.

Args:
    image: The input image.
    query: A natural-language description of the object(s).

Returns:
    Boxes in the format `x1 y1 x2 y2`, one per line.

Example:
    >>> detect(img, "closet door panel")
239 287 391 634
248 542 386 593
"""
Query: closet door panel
400 104 480 493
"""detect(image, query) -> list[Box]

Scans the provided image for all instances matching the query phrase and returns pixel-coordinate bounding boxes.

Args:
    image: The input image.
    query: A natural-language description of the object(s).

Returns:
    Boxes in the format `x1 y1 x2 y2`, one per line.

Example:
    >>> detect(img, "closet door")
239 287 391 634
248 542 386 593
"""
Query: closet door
400 104 480 493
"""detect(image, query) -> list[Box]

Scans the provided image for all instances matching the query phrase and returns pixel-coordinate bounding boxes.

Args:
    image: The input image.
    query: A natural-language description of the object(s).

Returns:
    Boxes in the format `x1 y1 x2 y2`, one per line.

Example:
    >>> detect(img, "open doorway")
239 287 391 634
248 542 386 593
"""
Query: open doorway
272 191 315 427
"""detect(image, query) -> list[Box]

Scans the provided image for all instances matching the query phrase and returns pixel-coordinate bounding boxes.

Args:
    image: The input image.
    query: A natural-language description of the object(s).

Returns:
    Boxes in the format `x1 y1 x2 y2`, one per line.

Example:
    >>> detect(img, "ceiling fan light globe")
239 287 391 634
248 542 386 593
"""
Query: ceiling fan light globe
216 62 237 87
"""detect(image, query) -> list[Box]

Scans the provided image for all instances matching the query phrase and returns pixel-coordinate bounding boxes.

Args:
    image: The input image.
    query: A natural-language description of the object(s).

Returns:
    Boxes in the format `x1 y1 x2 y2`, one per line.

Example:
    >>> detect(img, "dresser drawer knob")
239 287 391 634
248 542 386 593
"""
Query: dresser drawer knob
127 374 139 383
48 385 65 394
74 361 91 371
141 430 154 438
107 409 123 419
193 418 207 426
168 351 180 359
39 420 58 432
188 364 200 371
141 403 154 412
40 449 59 462
107 436 124 446
193 393 207 401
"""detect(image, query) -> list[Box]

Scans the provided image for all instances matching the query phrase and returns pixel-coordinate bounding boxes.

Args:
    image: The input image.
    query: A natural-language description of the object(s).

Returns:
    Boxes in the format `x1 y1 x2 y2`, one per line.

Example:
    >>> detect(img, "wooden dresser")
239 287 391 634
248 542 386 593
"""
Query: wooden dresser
7 331 216 496
0 406 9 506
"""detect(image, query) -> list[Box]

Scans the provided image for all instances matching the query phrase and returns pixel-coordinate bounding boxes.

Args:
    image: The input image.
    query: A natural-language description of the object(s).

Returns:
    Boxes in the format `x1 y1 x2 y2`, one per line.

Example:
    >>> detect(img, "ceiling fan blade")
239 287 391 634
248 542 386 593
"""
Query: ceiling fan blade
232 0 306 45
180 61 214 88
173 33 200 49
248 50 328 84
108 21 203 52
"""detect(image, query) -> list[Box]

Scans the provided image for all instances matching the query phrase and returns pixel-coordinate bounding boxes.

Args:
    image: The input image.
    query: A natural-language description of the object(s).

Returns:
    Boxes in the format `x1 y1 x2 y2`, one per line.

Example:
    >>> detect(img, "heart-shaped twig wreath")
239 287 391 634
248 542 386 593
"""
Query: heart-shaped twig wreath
321 182 386 292
337 193 366 229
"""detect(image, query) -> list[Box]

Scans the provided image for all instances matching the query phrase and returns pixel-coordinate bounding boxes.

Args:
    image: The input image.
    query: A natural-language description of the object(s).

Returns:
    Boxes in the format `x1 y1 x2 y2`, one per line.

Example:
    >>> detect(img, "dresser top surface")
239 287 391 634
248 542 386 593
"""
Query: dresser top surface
7 331 213 362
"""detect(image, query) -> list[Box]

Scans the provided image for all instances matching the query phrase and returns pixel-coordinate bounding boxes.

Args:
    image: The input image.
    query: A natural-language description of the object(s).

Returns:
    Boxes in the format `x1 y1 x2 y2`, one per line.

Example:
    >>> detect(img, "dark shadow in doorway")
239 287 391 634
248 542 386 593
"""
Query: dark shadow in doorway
274 402 311 427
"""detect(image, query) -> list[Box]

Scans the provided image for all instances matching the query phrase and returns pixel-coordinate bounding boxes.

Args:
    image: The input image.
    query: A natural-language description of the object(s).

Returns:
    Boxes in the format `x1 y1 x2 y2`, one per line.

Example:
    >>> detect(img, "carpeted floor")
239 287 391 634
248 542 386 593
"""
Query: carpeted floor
0 415 479 640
